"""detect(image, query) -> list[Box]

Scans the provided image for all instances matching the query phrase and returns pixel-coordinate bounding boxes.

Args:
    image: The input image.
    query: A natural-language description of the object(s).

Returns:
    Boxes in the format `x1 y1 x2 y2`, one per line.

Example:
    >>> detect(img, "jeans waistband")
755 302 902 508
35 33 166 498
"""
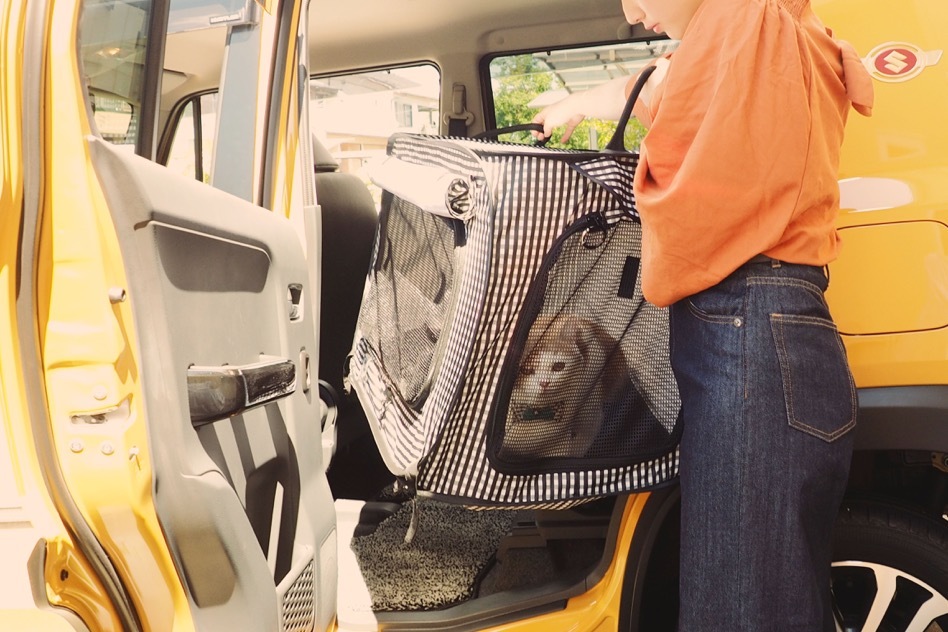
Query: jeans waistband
745 254 780 266
739 253 830 286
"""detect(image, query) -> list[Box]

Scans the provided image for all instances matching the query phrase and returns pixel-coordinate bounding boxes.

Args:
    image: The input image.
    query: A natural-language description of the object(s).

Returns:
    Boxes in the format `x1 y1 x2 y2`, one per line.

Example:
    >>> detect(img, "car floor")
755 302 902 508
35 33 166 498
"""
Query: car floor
334 496 608 628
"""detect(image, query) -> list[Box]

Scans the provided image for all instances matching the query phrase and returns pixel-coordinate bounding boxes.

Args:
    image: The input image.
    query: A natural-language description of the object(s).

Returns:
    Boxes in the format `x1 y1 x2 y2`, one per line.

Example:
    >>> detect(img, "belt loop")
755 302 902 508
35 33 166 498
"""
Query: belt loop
771 259 781 269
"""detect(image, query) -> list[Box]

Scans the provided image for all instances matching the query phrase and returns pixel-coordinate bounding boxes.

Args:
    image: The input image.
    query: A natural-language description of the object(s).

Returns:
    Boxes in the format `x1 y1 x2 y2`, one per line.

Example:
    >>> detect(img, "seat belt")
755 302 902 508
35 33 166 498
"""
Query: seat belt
444 83 475 137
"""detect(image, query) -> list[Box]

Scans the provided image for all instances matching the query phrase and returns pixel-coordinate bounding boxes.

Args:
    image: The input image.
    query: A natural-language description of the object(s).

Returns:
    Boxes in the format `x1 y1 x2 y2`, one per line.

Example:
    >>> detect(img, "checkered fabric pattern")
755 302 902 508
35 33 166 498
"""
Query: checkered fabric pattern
348 133 680 507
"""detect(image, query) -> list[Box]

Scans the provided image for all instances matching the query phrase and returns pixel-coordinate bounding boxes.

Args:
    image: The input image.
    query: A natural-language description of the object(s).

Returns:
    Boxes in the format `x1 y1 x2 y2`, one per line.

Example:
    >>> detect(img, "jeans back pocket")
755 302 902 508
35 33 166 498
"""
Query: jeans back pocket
770 314 857 442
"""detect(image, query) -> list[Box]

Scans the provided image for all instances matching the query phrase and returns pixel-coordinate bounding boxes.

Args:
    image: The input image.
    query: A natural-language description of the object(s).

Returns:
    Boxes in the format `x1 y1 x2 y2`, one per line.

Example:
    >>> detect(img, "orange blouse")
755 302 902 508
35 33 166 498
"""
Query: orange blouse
627 0 873 307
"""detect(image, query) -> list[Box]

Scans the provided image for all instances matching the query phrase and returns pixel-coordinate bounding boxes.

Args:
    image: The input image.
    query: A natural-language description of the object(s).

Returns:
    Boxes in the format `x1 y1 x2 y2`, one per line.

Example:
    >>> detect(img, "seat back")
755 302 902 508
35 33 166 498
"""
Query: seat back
313 137 378 454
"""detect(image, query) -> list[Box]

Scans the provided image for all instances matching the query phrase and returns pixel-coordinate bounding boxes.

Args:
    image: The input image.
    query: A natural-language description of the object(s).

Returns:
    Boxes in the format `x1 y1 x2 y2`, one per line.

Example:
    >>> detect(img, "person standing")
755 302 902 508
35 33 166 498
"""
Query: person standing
533 0 874 629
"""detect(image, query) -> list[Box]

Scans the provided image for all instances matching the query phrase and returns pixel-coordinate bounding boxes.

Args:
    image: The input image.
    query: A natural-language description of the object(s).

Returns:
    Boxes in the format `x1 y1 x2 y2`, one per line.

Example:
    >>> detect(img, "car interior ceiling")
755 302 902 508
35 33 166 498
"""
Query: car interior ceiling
159 0 641 138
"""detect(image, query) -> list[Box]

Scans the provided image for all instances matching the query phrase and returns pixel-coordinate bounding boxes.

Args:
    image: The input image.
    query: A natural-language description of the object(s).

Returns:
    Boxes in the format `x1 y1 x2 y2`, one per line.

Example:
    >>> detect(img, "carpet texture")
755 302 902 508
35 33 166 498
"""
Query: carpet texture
350 500 516 611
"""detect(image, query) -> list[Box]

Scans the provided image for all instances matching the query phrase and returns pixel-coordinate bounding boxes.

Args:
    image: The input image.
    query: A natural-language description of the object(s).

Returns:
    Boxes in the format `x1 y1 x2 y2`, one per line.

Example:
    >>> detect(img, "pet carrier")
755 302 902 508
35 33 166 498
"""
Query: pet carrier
347 68 680 508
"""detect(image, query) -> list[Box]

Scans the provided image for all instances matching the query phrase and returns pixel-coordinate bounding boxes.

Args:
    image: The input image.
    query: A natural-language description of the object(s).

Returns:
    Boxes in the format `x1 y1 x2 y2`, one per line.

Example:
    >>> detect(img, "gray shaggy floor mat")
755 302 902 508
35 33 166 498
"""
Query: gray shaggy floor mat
350 500 516 611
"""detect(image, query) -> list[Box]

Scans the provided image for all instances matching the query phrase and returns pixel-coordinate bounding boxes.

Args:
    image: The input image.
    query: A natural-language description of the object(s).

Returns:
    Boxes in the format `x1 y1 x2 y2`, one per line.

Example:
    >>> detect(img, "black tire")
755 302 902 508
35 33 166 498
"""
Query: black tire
832 499 948 632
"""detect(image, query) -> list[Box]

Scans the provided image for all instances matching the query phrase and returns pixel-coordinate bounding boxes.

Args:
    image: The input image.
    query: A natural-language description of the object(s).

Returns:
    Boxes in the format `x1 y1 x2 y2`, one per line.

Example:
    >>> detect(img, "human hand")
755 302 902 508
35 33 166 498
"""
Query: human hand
530 74 639 143
532 94 588 143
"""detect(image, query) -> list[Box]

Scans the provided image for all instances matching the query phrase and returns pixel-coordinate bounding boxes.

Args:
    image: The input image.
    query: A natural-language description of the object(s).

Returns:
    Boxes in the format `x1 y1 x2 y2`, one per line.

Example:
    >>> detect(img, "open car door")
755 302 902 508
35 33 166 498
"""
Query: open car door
3 0 335 630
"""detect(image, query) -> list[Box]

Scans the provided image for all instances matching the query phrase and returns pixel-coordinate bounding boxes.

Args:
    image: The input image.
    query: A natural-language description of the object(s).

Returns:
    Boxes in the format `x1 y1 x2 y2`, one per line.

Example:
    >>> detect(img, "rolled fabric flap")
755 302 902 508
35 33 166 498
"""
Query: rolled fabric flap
369 156 475 221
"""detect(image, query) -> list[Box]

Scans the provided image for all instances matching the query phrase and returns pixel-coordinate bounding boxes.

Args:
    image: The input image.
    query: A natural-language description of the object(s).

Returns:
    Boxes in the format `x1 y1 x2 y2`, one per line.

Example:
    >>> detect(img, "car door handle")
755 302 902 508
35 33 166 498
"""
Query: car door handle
187 358 296 426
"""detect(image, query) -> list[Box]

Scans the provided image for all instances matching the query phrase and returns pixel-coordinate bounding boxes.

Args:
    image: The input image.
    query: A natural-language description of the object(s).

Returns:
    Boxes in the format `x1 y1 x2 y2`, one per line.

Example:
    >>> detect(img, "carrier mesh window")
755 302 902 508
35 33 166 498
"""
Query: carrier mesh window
358 194 458 408
490 217 679 471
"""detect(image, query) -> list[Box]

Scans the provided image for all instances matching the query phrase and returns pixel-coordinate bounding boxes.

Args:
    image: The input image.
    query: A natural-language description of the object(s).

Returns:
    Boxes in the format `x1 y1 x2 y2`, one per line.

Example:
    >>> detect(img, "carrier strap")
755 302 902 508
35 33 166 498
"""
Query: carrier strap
473 123 550 146
605 64 658 153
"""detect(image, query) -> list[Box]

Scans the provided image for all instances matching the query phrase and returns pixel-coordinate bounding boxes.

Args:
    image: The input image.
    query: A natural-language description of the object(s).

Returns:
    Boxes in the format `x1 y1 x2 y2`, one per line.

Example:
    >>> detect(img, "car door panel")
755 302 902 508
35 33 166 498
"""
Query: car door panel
88 137 333 631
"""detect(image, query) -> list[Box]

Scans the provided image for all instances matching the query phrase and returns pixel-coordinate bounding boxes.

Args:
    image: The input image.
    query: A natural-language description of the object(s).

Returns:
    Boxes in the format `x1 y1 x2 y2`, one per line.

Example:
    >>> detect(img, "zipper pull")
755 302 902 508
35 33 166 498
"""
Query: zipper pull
588 211 608 231
404 497 419 545
394 475 419 544
581 212 608 249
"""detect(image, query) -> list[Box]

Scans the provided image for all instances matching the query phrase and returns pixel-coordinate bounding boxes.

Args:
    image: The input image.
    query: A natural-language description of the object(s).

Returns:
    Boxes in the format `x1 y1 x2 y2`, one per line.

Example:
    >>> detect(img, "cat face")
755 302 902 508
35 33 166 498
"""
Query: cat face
499 313 642 462
515 346 580 402
512 314 593 404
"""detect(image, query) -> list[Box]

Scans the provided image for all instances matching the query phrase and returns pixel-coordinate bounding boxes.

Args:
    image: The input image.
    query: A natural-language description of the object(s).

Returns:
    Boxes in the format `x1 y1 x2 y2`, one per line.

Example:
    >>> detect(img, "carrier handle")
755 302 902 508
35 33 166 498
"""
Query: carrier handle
473 123 549 146
604 63 657 153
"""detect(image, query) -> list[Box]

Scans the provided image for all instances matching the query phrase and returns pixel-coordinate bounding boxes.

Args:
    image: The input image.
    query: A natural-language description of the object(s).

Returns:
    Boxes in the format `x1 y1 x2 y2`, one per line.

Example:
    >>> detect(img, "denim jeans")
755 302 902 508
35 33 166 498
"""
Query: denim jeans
671 259 856 631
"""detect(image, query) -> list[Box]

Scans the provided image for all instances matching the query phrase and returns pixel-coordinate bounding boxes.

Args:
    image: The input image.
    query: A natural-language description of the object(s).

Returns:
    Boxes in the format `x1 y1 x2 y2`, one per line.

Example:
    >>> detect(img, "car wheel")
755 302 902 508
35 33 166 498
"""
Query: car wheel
832 499 948 632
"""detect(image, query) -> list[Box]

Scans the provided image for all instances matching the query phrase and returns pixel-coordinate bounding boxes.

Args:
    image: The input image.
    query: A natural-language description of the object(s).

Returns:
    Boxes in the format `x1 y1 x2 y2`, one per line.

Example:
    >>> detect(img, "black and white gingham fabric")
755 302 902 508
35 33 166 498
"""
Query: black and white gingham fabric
348 133 680 508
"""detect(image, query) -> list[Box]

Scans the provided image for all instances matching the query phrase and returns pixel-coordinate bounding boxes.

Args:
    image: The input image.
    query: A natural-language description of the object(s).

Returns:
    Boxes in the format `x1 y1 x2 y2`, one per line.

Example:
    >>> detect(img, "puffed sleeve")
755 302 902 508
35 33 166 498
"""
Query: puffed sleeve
838 39 874 116
633 0 819 305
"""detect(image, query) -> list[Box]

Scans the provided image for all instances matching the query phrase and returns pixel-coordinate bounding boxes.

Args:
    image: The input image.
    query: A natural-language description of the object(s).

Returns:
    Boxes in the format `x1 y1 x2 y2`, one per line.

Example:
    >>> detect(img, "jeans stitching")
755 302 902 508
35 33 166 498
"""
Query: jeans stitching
747 275 825 302
741 278 750 401
686 299 739 324
773 313 838 329
738 281 749 622
771 314 857 442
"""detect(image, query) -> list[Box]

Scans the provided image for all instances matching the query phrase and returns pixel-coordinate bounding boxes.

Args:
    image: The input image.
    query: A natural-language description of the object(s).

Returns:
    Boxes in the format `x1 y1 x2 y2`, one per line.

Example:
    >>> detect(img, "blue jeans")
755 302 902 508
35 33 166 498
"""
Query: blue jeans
671 259 856 631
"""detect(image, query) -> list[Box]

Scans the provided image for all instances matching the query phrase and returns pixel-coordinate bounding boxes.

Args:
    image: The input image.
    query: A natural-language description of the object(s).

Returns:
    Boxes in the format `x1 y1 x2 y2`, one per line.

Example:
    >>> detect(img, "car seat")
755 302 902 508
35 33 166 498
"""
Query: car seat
312 136 388 497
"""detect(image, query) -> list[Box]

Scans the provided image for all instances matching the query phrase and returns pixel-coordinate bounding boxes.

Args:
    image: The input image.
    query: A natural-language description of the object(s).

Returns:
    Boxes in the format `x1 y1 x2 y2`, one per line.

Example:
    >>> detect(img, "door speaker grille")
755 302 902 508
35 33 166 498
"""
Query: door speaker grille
281 559 315 632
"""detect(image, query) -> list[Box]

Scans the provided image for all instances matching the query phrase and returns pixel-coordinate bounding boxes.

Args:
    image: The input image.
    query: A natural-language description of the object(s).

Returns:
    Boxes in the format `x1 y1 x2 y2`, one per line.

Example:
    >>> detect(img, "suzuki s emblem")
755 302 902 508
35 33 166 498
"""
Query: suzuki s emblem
864 42 942 83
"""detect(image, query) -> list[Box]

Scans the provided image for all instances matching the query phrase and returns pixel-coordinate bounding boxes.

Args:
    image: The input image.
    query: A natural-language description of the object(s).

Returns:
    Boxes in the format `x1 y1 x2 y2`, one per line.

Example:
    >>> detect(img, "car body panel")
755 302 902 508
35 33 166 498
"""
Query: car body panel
3 0 335 630
820 0 947 389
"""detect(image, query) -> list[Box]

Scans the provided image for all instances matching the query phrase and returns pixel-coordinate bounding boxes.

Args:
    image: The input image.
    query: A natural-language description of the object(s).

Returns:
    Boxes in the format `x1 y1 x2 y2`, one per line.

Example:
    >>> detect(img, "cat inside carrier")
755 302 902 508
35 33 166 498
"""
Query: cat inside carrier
347 69 680 509
490 216 677 472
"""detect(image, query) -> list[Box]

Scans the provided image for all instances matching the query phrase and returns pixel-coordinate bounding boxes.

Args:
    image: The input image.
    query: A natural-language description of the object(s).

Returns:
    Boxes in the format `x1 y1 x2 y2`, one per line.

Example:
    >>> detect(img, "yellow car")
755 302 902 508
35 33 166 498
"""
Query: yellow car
0 0 944 630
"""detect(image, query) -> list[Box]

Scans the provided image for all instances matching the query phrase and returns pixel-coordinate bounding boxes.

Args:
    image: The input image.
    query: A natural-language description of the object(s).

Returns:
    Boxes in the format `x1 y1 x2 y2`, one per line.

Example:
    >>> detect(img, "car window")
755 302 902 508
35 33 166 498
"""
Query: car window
163 64 441 204
488 40 678 150
310 64 441 203
166 93 219 182
78 0 154 150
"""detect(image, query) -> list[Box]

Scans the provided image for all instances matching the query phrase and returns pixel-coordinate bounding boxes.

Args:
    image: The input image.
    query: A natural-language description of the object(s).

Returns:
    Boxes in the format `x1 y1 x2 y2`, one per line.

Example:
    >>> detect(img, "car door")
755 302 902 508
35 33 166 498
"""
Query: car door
5 0 335 630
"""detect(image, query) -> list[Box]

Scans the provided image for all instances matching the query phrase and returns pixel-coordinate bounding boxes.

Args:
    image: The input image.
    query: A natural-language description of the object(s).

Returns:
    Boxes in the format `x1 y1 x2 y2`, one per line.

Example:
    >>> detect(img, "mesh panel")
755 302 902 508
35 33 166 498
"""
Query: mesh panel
281 560 315 632
358 195 458 408
491 218 680 471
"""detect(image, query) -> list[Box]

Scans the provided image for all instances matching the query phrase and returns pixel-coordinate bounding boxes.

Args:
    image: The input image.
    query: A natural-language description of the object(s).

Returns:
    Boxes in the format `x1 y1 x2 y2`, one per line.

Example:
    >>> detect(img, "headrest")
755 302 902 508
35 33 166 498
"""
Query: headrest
313 135 339 173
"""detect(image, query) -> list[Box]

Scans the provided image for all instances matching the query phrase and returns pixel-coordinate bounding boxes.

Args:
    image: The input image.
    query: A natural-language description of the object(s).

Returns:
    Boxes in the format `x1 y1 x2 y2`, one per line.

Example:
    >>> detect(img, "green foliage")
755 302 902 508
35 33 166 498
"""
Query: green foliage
490 54 647 152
